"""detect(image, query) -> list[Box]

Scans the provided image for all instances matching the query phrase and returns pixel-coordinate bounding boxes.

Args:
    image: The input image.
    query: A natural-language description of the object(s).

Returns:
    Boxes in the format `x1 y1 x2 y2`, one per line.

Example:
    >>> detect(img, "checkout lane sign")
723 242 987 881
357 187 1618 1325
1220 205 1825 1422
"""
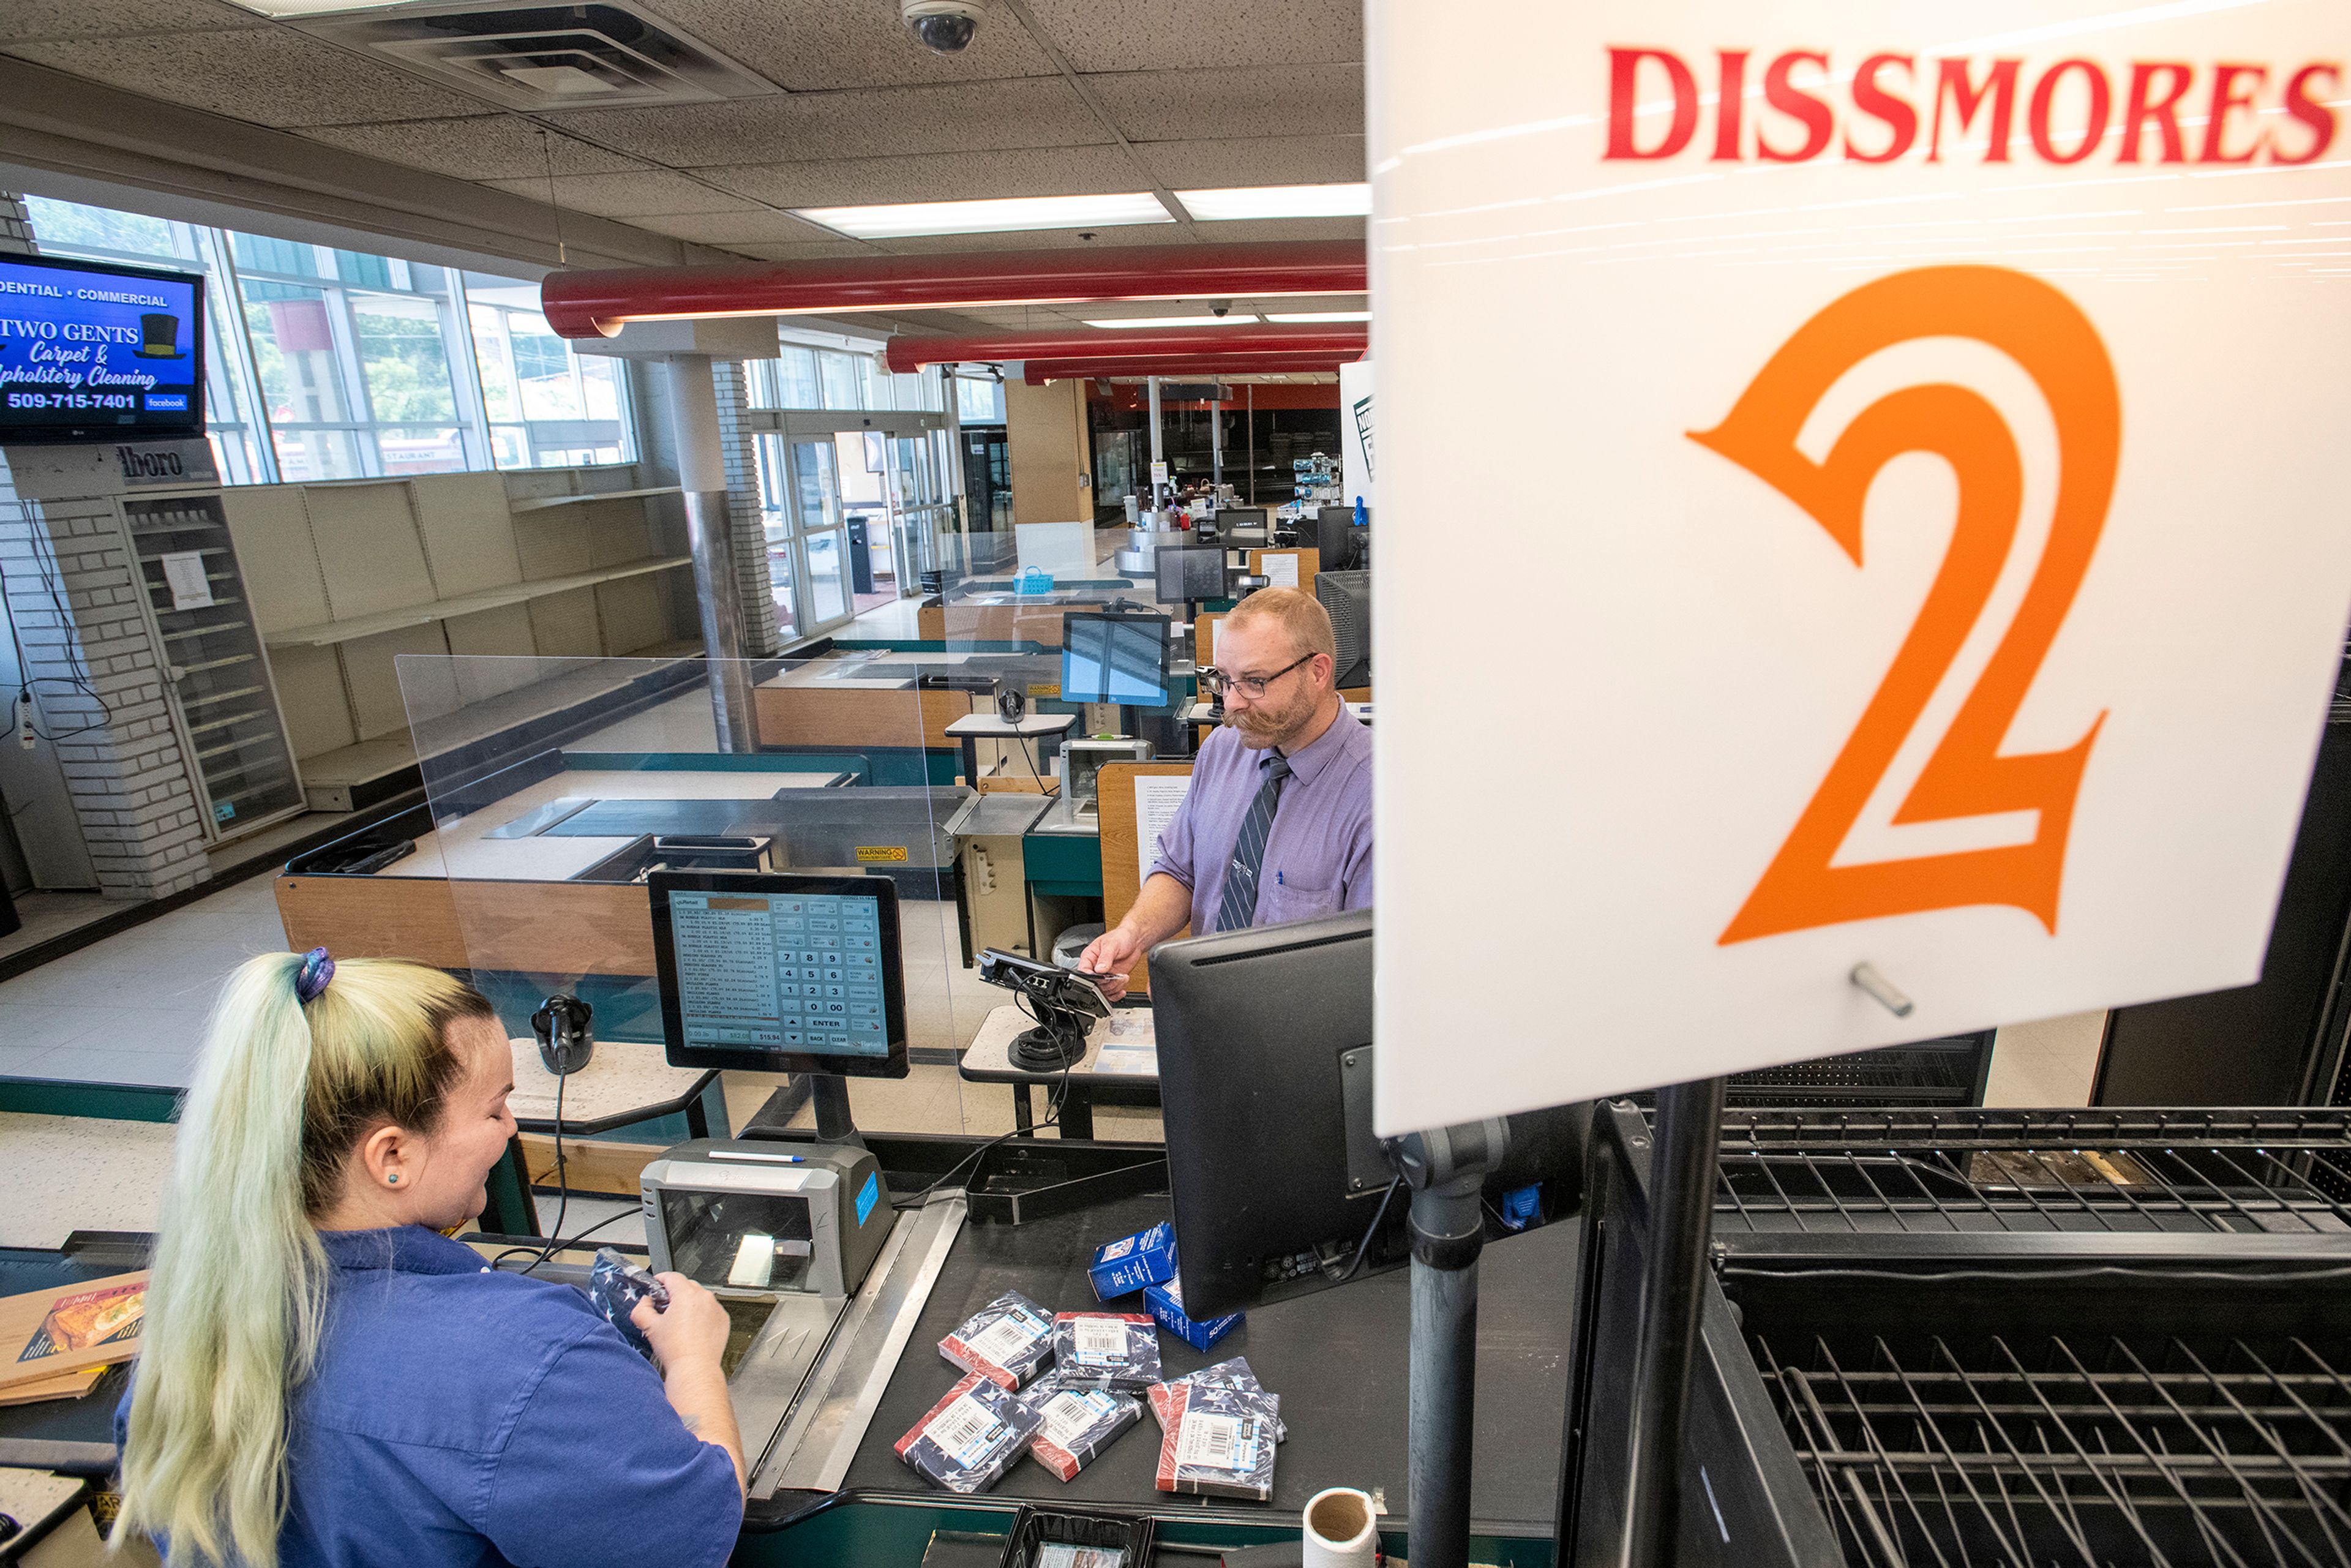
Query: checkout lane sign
1368 0 2351 1132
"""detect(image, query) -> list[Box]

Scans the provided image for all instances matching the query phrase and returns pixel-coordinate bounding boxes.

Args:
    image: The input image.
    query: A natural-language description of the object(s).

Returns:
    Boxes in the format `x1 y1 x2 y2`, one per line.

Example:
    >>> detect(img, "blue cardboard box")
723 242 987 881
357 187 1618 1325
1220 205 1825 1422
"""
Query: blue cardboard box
1087 1221 1177 1300
1145 1276 1243 1352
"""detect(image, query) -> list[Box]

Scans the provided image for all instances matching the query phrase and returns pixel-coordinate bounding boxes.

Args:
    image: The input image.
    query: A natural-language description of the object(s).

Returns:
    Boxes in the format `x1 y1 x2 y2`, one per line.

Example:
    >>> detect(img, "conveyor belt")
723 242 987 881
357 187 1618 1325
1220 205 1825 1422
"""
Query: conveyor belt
821 1192 1578 1536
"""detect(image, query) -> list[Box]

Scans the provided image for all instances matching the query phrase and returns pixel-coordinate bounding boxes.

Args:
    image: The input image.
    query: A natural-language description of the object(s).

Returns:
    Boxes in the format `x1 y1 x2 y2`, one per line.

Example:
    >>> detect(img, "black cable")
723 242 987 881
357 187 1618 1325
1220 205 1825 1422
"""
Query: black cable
894 999 1076 1211
1341 1176 1402 1282
0 525 115 743
517 1071 572 1276
490 1204 639 1272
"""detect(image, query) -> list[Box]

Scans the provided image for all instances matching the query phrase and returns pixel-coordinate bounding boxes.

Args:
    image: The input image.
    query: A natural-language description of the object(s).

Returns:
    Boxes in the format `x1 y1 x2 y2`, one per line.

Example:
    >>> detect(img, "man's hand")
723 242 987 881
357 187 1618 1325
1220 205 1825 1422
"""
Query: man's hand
1078 926 1147 1001
633 1272 729 1373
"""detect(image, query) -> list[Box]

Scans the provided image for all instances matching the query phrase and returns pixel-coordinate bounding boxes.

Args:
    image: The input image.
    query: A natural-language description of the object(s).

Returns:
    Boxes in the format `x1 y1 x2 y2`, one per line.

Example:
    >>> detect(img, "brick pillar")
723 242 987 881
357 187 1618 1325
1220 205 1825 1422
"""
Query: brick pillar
0 499 212 899
0 192 34 255
710 359 782 657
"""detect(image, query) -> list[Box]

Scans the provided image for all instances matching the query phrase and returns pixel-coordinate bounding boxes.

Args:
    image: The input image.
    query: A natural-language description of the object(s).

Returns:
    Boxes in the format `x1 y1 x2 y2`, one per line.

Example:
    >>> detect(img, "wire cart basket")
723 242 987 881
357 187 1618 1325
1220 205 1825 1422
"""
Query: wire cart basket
1561 1105 2351 1567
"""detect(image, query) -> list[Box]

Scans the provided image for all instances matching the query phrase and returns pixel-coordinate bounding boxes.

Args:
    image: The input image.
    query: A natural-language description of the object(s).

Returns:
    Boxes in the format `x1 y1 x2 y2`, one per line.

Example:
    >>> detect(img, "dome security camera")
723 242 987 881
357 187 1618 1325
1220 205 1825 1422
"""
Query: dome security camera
1210 300 1233 317
902 0 984 53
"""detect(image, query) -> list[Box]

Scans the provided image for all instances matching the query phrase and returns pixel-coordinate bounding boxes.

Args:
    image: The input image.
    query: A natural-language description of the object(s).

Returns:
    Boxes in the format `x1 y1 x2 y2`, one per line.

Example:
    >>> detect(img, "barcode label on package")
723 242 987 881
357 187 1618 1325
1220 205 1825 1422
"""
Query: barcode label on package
1073 1317 1127 1365
1177 1411 1254 1471
928 1394 1003 1468
966 1315 1040 1367
1039 1389 1115 1450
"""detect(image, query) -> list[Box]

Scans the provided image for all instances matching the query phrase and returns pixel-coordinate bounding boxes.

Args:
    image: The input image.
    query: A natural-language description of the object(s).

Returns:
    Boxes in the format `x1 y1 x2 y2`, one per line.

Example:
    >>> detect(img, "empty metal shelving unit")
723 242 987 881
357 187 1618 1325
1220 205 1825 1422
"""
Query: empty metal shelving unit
1562 1104 2351 1567
121 493 305 841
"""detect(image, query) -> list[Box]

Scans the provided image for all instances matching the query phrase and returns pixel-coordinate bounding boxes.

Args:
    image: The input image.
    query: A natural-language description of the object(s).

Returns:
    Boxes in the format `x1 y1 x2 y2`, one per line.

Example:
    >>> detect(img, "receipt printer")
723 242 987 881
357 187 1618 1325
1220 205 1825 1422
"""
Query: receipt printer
639 1141 890 1299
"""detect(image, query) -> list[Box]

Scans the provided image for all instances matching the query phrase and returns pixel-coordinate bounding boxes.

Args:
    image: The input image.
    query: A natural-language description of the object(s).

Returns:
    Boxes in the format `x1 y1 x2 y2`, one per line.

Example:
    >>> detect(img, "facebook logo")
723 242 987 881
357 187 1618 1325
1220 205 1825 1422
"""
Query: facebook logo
143 394 188 411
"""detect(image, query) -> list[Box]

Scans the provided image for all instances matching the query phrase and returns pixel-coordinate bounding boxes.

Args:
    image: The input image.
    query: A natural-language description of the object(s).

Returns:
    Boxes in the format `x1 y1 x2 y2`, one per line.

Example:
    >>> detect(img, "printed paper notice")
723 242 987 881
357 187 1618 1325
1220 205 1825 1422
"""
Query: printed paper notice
1260 553 1299 589
1136 774 1191 884
160 551 213 610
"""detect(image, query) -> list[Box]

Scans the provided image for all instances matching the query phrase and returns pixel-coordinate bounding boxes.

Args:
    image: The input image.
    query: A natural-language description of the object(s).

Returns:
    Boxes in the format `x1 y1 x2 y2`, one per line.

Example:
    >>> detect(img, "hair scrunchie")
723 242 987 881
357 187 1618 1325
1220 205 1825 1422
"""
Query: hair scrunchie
294 947 336 1005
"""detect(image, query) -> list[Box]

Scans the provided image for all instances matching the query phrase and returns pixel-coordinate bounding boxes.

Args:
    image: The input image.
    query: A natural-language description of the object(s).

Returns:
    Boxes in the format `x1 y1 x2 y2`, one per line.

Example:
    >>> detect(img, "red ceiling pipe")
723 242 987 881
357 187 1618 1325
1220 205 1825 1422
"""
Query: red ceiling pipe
885 323 1365 372
1021 354 1349 383
539 240 1367 340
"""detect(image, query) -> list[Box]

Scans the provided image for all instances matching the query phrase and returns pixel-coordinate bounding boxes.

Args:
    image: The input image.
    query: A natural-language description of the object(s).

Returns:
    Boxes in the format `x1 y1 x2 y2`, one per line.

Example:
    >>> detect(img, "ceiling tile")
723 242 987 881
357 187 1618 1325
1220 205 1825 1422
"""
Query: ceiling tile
3 27 486 127
294 117 648 181
543 77 1104 166
0 0 265 40
1086 64 1361 144
636 0 1059 90
628 208 844 244
1019 0 1359 73
697 144 1144 209
725 239 883 261
1134 135 1363 191
480 169 763 219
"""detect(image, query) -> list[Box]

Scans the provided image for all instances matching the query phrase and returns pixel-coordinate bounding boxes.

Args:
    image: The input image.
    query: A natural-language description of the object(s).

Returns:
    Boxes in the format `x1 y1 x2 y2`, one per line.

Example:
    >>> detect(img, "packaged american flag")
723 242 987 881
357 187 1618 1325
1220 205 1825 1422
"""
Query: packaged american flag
1147 1356 1285 1442
1049 1310 1161 1390
1153 1376 1280 1501
894 1371 1042 1493
1018 1375 1143 1481
939 1291 1055 1389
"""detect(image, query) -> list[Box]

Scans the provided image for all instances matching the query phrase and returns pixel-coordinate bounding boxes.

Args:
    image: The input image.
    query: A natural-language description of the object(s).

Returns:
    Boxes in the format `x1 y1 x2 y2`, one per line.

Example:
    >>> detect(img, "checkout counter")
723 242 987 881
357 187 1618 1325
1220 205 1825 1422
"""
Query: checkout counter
0 1168 1576 1568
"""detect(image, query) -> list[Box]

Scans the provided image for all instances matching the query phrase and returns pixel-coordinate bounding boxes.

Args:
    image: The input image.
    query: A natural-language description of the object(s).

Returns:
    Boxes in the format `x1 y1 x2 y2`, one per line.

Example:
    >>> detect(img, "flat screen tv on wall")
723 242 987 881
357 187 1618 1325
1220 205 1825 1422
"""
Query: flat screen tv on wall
0 252 207 445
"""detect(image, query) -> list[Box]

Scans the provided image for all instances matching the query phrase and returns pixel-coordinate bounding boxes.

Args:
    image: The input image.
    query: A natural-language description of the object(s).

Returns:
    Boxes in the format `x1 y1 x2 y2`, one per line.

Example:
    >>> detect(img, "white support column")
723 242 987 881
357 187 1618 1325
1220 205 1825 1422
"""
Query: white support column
1147 375 1165 509
660 353 757 752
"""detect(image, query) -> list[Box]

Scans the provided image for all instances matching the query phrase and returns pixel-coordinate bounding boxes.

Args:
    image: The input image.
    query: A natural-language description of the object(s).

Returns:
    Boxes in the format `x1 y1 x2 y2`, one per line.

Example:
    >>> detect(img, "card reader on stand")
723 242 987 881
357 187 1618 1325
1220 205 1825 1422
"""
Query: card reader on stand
636 1139 966 1504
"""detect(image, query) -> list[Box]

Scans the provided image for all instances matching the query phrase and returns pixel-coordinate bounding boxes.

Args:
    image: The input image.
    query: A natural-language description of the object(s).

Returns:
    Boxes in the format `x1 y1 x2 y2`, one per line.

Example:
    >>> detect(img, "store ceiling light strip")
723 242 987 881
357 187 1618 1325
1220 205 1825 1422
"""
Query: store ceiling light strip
793 193 1172 240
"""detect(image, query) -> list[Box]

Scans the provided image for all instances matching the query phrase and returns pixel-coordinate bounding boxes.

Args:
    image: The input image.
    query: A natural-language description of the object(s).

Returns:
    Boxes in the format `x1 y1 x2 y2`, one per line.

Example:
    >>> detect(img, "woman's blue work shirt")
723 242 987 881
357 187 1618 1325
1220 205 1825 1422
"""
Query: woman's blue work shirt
116 1226 743 1568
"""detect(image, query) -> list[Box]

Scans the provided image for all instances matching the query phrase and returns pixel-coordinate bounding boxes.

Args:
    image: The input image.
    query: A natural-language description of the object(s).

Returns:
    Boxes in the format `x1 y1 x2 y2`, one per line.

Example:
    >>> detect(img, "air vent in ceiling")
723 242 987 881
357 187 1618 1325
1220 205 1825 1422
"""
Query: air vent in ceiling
293 1 773 111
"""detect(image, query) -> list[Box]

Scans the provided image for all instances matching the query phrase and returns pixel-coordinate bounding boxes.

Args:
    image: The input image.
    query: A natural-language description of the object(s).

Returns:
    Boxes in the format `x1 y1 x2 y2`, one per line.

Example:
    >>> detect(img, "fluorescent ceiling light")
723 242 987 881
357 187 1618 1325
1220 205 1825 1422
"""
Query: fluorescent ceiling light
793 193 1172 240
1084 314 1261 329
1176 183 1372 222
1264 310 1371 323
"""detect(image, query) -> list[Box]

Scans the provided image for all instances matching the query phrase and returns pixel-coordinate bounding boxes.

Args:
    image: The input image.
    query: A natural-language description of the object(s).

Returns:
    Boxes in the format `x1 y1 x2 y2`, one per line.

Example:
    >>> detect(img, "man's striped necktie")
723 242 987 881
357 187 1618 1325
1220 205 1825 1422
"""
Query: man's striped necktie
1214 751 1294 932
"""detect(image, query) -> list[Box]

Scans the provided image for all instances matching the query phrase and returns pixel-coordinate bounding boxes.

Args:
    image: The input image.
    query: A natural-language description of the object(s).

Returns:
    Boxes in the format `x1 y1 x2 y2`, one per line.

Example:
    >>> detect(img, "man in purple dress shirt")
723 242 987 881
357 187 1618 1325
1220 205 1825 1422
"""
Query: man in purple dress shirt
1079 587 1372 1000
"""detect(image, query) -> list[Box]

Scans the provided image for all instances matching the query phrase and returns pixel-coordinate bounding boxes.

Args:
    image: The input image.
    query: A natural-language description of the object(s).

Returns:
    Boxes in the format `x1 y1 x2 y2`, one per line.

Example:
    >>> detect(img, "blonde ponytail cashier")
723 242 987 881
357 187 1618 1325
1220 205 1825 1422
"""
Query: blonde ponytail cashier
117 950 494 1568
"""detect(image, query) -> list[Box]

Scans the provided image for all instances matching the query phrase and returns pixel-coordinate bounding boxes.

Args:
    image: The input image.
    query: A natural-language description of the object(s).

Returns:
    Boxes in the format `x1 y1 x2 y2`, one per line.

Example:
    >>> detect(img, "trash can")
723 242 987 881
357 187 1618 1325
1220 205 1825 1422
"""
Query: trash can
1053 923 1104 970
847 516 876 595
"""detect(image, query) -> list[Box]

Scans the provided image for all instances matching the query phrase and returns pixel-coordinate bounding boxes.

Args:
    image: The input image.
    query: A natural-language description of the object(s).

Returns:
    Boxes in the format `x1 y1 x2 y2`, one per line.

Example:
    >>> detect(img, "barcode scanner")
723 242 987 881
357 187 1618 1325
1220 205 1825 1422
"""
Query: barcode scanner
531 994 594 1076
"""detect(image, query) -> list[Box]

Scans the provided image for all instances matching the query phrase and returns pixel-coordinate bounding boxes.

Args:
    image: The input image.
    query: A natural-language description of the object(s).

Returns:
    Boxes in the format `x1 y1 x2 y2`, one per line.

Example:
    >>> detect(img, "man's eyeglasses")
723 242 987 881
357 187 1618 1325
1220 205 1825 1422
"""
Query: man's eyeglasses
1199 653 1314 699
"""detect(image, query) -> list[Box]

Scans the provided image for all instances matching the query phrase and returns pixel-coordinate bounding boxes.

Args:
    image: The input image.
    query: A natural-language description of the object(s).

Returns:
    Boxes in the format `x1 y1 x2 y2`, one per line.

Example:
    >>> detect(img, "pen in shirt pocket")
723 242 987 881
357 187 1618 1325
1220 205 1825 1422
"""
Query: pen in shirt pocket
1277 871 1284 885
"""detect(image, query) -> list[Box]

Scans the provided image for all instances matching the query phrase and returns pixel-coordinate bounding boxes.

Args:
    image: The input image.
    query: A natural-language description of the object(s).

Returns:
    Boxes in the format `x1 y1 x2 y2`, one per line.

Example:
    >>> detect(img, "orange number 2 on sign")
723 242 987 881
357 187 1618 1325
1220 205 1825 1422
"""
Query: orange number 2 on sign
1693 266 2120 946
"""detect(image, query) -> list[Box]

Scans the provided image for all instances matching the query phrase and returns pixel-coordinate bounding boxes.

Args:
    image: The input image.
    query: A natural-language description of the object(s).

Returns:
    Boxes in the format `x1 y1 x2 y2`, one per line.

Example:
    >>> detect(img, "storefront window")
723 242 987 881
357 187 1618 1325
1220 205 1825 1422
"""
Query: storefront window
818 350 864 410
23 195 634 483
23 195 277 484
463 274 631 468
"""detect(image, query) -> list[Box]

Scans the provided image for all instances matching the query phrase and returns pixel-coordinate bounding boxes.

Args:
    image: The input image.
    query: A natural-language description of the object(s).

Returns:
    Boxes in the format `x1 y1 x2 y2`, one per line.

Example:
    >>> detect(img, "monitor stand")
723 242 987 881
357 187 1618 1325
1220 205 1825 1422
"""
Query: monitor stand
810 1073 865 1151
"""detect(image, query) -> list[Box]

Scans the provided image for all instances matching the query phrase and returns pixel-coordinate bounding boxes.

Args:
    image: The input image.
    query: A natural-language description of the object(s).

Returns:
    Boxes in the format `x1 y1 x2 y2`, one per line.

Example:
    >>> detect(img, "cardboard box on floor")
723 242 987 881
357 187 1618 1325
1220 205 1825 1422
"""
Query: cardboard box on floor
0 1272 148 1392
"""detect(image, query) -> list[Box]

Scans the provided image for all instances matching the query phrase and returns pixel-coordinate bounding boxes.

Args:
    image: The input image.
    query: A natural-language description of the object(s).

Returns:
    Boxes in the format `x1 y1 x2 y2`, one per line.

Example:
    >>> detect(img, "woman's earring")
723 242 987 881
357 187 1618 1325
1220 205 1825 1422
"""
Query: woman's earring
386 1173 399 1185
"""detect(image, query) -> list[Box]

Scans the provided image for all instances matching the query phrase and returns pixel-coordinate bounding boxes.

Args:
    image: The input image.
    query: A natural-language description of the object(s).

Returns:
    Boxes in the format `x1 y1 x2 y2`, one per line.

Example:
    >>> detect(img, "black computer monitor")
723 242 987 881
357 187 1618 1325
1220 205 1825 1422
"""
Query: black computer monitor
1155 545 1226 604
1312 506 1359 571
1060 612 1171 707
1151 910 1585 1316
648 870 909 1078
1216 507 1267 531
1315 570 1370 689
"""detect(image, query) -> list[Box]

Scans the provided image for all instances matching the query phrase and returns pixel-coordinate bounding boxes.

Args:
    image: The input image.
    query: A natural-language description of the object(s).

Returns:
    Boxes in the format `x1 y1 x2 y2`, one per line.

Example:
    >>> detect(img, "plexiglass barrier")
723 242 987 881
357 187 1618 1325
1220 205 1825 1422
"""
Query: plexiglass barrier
388 648 1114 1148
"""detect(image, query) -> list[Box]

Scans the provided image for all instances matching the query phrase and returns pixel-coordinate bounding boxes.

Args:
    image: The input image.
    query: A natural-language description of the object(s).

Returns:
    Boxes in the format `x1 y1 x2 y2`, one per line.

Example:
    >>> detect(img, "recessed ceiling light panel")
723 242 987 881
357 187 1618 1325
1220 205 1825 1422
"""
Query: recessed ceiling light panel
1083 313 1261 329
1264 310 1371 323
1177 183 1372 222
795 192 1173 240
